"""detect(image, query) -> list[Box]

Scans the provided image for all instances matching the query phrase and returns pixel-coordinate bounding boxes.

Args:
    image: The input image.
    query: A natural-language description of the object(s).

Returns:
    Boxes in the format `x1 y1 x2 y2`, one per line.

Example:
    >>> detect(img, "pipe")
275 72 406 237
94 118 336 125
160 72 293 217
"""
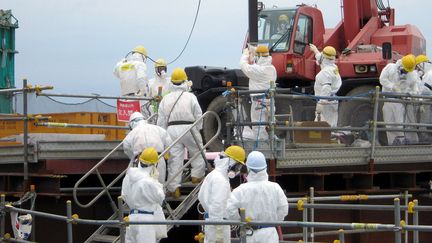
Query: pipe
23 79 29 190
370 86 380 162
66 200 73 243
0 116 50 121
35 122 129 130
309 187 315 242
404 191 409 243
1 194 5 237
37 92 153 101
287 194 410 203
394 198 402 243
413 200 419 243
118 197 125 243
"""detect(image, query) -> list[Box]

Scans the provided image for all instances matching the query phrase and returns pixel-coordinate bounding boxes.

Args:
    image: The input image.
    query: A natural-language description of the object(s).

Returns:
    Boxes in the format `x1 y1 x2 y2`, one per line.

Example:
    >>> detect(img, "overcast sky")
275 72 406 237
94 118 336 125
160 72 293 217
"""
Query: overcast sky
2 0 431 101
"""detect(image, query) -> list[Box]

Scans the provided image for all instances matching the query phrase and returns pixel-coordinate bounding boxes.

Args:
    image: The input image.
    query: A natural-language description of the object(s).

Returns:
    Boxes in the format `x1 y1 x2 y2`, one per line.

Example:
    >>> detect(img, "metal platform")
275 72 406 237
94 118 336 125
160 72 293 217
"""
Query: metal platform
0 141 128 164
277 144 432 168
2 140 432 170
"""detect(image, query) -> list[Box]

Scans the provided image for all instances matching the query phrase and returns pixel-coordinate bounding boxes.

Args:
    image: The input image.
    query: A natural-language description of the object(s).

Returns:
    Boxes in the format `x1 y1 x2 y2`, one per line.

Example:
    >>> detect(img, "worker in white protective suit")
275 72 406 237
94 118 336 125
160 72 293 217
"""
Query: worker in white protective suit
226 151 288 243
239 45 277 140
123 112 171 184
380 54 420 145
148 58 172 114
157 68 206 199
309 44 342 127
415 55 432 143
198 145 246 243
121 147 166 243
114 45 152 117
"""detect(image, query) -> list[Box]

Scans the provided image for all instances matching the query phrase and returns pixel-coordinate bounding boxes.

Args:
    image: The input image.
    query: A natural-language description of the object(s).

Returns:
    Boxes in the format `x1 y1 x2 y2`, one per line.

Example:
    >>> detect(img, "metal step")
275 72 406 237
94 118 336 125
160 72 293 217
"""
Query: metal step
88 234 119 243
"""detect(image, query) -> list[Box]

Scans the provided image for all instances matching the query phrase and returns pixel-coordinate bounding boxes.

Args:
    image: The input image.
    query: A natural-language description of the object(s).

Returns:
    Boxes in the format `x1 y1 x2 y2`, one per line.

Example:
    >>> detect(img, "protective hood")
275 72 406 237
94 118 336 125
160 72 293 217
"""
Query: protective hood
213 156 230 174
131 119 147 130
246 169 268 182
395 59 402 69
126 166 152 183
127 52 146 63
170 81 189 92
256 56 273 66
315 52 336 69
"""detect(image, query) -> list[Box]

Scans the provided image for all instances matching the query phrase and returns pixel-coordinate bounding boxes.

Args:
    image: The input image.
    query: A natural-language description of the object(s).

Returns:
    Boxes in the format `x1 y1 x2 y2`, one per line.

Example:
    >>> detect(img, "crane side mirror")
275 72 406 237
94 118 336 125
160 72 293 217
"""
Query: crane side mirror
382 42 392 60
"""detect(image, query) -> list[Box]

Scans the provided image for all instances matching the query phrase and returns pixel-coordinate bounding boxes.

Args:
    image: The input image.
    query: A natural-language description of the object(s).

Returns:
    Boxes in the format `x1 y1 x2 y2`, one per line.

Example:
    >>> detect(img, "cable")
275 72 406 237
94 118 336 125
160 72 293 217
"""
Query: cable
42 96 117 109
167 0 202 65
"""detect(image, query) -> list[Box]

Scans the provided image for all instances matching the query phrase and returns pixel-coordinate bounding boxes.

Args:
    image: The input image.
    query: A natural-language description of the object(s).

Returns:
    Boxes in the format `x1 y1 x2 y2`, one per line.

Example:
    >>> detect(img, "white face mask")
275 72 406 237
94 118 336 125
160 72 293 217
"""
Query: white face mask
227 170 239 179
227 159 242 179
160 70 166 76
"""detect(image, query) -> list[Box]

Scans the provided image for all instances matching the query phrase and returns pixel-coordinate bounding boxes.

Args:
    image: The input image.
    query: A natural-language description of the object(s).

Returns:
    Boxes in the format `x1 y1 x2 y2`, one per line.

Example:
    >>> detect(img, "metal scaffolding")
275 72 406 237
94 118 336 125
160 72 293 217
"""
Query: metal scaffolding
2 192 432 243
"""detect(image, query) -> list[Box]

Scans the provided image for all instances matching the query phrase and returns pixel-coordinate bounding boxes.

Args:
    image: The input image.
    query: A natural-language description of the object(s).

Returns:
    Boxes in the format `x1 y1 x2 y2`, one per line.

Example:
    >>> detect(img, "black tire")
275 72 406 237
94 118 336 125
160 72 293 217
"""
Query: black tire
338 85 386 144
203 96 228 152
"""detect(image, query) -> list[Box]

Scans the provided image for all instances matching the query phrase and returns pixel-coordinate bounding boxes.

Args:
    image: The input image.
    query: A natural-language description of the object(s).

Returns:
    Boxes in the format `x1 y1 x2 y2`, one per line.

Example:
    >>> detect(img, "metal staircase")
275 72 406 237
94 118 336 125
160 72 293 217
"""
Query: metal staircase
84 180 203 243
74 111 221 243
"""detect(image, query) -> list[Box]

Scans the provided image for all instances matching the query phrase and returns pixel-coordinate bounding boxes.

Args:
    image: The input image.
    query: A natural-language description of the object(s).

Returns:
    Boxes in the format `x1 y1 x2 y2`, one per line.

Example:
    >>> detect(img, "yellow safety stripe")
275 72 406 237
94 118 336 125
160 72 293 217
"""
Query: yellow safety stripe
121 63 135 71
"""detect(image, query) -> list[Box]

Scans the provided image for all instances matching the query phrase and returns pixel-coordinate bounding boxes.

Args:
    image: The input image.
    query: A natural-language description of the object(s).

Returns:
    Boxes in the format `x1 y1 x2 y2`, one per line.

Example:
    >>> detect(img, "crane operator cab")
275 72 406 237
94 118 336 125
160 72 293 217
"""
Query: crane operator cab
258 8 312 55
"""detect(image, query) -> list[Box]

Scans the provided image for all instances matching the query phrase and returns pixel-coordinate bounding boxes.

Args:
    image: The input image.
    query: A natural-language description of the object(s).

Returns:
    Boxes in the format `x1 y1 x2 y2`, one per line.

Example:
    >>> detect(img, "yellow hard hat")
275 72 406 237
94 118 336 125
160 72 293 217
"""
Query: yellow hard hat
322 46 336 60
415 54 429 65
155 58 167 68
171 68 188 84
139 147 159 165
279 14 288 22
401 54 416 72
256 45 269 57
224 145 246 164
132 45 148 56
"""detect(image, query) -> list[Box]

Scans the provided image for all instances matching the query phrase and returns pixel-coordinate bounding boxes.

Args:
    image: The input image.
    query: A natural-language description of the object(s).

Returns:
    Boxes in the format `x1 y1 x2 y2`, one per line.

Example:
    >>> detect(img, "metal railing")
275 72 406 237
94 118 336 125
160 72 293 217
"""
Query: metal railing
2 193 432 243
72 111 221 211
0 80 53 191
226 84 432 166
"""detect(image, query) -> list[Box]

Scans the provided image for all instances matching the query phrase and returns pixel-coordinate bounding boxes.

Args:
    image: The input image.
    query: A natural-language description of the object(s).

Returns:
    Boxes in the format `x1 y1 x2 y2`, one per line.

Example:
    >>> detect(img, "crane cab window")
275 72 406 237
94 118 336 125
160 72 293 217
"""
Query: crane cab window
257 9 296 52
293 14 312 54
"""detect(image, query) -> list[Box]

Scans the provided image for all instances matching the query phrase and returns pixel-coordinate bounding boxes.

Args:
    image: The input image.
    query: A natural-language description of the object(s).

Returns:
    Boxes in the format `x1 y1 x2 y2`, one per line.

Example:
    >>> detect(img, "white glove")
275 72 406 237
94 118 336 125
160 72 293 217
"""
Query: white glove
215 226 224 243
309 43 319 55
243 48 249 56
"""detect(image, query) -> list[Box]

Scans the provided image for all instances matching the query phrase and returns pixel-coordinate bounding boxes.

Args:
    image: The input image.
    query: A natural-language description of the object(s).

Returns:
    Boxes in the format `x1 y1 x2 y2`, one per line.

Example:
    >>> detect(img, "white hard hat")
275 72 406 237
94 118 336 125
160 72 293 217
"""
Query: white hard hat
246 151 267 171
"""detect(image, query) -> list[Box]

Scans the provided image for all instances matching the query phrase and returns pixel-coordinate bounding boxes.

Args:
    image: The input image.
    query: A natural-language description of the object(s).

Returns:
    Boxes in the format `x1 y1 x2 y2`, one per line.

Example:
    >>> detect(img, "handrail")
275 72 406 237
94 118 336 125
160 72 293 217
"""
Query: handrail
72 111 221 209
4 199 432 243
162 111 221 188
73 141 125 208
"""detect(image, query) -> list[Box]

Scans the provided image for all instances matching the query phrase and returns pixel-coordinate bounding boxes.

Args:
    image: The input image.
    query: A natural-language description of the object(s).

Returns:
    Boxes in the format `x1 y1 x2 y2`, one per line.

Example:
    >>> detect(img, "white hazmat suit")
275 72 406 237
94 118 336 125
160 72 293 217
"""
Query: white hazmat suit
148 71 172 113
157 82 205 193
380 60 420 144
418 69 432 142
114 53 149 96
198 156 232 243
114 52 151 117
226 152 288 243
123 118 172 183
312 51 342 127
239 49 277 140
121 165 165 243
